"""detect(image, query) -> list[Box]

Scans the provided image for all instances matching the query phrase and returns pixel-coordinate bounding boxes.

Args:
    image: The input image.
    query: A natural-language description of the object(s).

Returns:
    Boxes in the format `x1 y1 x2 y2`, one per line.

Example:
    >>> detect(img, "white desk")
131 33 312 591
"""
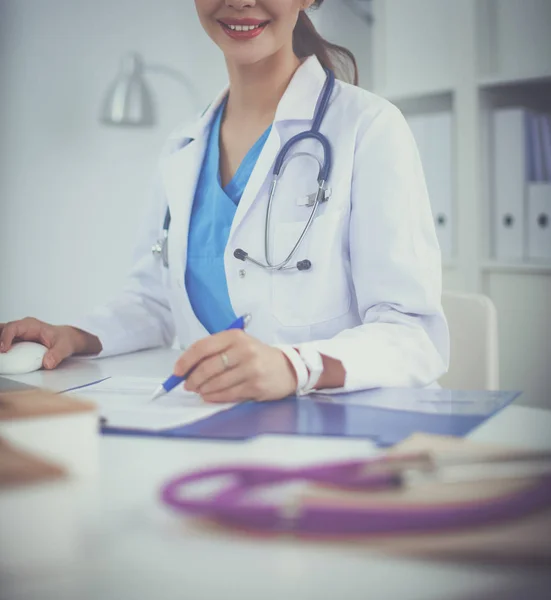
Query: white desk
5 349 551 600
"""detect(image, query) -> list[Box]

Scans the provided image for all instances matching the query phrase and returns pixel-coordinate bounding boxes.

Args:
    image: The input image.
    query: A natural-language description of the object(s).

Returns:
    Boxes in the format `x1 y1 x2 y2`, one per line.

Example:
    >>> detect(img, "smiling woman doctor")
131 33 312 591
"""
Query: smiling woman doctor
0 0 449 402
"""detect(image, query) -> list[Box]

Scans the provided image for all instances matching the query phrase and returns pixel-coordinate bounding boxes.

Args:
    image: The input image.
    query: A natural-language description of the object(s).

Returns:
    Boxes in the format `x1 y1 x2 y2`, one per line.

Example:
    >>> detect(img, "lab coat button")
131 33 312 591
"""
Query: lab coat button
239 269 246 279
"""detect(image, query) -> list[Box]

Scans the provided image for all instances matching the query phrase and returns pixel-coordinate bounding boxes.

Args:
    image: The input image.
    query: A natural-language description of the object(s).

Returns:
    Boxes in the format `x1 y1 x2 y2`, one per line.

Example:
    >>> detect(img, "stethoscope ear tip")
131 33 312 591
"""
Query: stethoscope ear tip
297 260 312 271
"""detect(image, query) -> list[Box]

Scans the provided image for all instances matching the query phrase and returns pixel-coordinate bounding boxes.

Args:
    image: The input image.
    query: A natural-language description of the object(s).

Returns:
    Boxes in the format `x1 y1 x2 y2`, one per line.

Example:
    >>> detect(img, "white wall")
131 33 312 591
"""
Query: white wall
311 1 373 88
0 0 227 324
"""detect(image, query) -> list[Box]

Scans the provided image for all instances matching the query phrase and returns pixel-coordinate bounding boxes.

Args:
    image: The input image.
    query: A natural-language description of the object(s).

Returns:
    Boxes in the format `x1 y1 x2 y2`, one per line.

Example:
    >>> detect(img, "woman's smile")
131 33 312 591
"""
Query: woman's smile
218 17 270 41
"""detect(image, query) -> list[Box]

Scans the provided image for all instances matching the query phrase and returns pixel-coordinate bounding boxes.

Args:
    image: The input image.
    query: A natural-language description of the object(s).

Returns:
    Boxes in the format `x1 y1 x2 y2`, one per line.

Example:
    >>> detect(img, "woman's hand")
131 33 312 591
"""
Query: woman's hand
175 330 298 403
0 317 102 369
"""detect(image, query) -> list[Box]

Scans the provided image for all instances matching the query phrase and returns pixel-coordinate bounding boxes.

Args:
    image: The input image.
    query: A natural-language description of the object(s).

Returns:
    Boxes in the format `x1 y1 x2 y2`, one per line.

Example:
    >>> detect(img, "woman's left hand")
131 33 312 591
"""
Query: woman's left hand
175 330 297 403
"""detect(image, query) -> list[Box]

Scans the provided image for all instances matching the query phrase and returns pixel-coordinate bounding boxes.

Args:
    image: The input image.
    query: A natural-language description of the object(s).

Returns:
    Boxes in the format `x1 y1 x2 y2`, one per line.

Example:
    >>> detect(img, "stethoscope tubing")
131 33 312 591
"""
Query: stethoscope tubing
160 462 551 536
153 69 336 272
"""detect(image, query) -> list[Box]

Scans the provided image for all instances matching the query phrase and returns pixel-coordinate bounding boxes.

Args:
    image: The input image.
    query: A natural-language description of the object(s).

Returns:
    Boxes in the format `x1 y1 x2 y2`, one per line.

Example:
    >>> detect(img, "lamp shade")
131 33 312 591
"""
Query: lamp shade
100 53 155 127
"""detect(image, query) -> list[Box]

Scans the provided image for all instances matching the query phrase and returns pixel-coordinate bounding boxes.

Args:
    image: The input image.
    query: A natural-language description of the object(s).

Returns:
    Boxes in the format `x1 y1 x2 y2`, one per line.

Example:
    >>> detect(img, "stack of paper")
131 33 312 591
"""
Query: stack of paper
302 434 551 563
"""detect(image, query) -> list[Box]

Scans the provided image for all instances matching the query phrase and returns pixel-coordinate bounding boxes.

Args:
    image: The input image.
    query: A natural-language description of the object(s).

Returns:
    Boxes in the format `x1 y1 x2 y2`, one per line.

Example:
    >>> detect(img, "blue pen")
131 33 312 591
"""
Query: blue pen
150 314 252 401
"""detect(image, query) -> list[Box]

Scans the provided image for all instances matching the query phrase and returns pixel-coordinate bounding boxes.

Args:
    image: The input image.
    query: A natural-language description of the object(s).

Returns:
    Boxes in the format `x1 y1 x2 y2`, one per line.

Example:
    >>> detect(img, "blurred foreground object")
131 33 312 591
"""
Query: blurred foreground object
0 438 78 574
161 433 551 563
0 388 98 478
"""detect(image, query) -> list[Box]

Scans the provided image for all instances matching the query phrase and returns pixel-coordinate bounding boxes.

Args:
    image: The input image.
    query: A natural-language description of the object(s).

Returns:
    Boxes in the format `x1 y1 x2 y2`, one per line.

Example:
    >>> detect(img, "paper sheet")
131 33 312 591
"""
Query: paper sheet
70 377 235 432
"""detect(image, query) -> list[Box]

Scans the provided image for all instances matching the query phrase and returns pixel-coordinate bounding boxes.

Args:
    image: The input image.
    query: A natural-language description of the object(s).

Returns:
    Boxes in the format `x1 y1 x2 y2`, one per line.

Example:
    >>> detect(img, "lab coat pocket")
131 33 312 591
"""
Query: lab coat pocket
271 212 351 327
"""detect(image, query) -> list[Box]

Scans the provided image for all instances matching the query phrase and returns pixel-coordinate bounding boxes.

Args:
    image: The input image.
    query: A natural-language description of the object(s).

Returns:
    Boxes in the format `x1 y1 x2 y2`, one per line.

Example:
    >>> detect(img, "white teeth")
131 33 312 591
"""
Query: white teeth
227 24 262 32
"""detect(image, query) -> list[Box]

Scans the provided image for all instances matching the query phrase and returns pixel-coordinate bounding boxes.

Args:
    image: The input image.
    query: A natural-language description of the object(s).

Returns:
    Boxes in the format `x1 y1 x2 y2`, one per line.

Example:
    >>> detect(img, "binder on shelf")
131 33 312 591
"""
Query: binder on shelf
492 108 531 260
407 112 454 259
541 114 551 182
526 183 551 261
529 113 546 182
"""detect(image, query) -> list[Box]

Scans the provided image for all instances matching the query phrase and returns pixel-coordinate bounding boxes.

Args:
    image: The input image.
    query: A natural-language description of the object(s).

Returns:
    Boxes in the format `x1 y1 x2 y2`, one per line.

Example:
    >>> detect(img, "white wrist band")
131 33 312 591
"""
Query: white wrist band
277 346 309 394
296 346 324 395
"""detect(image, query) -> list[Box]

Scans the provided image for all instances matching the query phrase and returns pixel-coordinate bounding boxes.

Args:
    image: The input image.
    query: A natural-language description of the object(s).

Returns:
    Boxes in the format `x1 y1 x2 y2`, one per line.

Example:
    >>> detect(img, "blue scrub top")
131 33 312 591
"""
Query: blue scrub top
185 99 272 334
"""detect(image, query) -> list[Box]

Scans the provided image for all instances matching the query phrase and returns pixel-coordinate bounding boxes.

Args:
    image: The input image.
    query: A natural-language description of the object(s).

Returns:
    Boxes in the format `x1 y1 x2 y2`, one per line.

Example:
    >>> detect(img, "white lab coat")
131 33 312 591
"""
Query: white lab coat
73 56 449 392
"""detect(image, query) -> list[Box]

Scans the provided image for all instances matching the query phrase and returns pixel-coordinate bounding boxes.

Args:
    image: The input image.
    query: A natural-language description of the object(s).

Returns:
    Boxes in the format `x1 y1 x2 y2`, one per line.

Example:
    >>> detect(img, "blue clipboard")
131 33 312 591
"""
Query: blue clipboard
101 388 521 447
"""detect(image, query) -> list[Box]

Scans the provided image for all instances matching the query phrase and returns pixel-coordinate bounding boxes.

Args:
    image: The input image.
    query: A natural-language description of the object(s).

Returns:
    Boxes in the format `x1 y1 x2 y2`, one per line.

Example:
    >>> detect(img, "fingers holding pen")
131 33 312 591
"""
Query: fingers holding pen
175 330 297 403
184 342 254 394
174 329 249 379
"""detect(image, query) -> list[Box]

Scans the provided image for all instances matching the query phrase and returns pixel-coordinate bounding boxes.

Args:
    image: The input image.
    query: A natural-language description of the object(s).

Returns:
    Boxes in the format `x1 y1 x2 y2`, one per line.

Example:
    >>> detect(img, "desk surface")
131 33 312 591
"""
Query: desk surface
6 349 551 600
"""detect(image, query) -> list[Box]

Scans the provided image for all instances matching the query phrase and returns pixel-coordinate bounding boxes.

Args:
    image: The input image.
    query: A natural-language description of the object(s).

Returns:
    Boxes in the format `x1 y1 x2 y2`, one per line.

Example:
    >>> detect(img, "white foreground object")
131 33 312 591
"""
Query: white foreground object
0 440 79 575
0 389 98 479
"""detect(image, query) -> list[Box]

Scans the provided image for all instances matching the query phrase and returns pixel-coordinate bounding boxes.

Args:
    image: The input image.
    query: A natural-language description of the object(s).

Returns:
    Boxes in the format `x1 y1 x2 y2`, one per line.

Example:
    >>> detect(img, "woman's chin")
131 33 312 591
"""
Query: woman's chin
224 50 274 68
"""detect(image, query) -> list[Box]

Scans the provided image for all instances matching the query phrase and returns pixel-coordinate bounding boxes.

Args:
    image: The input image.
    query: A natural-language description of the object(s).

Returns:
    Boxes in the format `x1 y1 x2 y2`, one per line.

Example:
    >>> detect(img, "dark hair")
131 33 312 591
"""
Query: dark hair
293 0 359 86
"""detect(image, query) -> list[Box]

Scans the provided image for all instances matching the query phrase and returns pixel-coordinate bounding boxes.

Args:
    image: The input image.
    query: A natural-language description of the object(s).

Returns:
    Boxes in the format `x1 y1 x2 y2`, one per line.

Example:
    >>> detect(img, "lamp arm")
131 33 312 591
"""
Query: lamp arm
145 64 202 111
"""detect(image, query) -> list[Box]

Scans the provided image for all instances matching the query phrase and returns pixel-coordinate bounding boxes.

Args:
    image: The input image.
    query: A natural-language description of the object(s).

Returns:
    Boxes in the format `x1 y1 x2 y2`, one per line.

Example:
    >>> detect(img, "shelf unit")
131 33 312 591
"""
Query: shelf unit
378 87 455 108
481 260 551 276
367 0 551 407
478 76 551 273
478 71 551 90
371 0 551 276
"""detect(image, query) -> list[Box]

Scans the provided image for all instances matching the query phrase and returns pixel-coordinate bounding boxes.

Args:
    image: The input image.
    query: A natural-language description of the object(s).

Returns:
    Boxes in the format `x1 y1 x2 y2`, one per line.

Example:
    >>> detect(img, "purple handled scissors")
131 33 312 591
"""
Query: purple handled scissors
160 452 551 536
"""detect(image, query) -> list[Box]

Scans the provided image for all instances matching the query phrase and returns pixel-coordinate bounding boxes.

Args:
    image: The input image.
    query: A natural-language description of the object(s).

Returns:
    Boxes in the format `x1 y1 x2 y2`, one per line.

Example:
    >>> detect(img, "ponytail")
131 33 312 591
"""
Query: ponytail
293 0 359 86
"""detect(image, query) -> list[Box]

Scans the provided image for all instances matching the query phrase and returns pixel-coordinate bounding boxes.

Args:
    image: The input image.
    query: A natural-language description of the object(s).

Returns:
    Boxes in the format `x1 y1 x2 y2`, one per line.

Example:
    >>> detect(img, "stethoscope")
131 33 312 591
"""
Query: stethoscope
160 453 551 537
152 69 335 272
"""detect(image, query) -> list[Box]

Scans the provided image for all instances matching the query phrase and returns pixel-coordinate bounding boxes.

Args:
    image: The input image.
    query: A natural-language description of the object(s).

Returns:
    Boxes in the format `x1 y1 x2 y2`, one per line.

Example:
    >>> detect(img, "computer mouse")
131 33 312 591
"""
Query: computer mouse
0 341 48 375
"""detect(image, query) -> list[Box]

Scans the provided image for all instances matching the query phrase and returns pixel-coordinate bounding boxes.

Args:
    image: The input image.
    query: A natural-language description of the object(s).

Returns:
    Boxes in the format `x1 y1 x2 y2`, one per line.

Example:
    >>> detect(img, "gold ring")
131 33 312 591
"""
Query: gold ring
220 352 230 370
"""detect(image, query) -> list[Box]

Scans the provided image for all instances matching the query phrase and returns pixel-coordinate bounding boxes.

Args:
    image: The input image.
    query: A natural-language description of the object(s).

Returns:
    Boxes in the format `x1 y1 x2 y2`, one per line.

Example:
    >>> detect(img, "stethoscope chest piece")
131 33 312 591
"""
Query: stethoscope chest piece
234 69 336 274
153 69 336 275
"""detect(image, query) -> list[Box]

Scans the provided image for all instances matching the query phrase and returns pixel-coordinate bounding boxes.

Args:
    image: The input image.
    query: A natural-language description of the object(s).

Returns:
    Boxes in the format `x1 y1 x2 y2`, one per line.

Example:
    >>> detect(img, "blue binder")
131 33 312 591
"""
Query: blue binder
101 388 520 447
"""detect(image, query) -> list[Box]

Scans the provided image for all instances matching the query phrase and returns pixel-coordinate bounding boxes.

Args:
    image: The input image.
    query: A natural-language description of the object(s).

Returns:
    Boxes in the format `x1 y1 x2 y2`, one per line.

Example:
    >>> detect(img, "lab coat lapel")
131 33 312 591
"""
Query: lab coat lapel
228 56 327 240
159 137 207 282
159 90 228 279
